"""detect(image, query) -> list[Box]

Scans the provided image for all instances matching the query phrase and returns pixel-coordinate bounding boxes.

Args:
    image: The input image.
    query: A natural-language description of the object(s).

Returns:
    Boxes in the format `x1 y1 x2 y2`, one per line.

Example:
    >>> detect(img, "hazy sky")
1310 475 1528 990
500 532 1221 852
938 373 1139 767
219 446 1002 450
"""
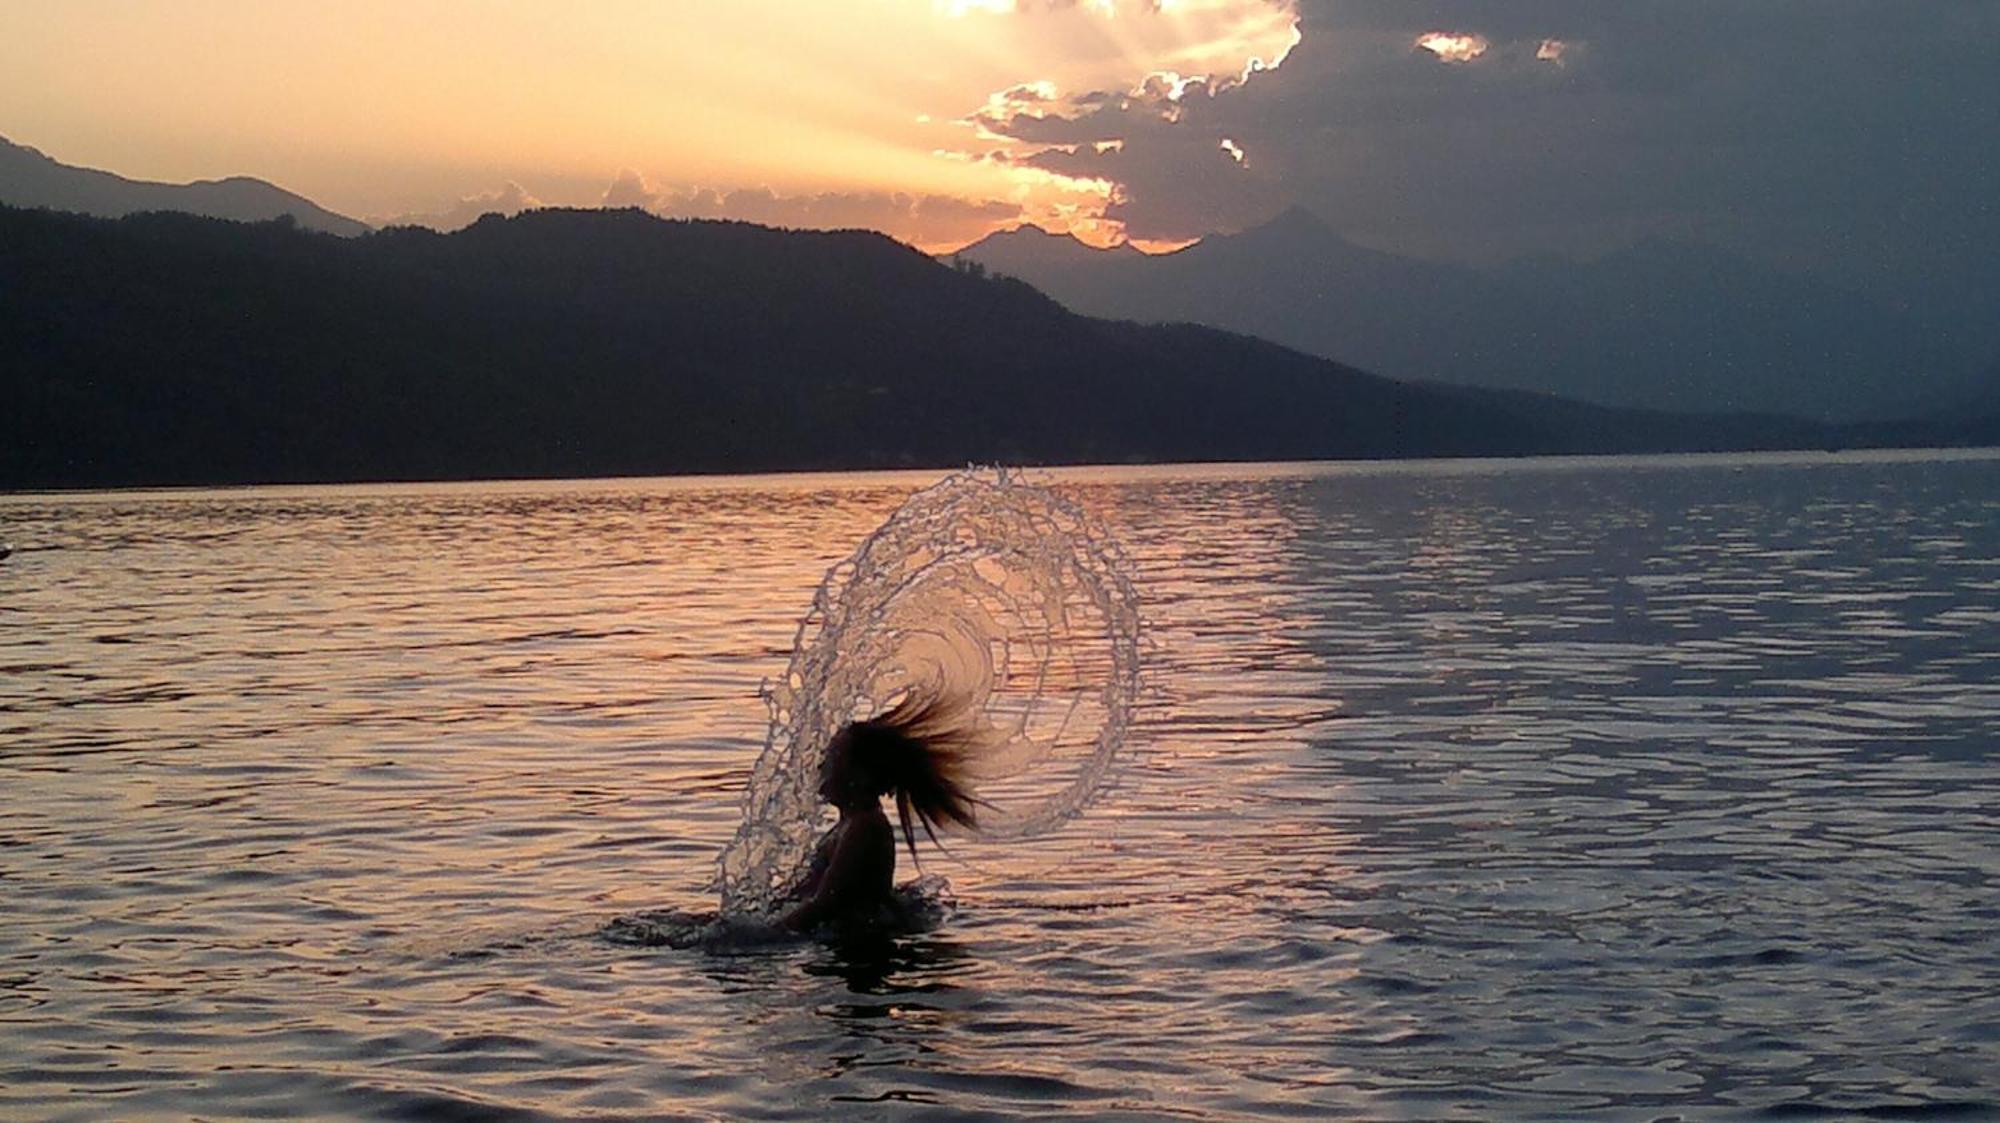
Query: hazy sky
4 0 1995 301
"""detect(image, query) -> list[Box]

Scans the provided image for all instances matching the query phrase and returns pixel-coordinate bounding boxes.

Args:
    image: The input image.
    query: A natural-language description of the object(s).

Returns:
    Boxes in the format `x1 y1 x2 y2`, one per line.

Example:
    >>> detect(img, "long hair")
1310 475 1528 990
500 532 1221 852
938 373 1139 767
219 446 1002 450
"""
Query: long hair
844 691 987 863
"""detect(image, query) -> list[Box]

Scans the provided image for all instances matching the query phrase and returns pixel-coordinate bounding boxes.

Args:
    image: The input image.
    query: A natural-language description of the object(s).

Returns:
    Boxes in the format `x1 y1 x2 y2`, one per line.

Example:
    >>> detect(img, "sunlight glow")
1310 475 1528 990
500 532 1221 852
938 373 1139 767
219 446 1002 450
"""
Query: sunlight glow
1126 235 1201 253
0 0 1300 251
1416 31 1490 64
936 1 1296 243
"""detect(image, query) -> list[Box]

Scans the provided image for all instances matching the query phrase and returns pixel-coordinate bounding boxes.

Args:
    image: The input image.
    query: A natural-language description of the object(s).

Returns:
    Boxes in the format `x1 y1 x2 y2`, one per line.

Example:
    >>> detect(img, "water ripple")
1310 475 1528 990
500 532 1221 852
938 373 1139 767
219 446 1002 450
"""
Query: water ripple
2 451 1996 1119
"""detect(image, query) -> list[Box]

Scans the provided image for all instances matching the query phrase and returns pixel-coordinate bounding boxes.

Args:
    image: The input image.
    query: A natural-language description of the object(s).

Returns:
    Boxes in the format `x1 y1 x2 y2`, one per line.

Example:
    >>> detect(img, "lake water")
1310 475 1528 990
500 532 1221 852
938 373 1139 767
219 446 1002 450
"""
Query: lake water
3 451 1997 1122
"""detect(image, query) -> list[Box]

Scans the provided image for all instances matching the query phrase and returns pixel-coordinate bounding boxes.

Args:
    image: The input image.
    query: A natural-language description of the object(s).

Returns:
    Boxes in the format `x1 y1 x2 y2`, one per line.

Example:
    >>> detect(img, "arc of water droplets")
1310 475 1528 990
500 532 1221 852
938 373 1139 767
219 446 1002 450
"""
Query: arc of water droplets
718 467 1142 917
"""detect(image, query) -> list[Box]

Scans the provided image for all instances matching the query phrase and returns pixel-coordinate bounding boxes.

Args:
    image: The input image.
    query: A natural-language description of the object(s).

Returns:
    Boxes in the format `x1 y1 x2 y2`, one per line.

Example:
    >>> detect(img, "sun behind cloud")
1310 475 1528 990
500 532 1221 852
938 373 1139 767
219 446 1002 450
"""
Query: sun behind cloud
0 0 1299 251
1415 32 1491 64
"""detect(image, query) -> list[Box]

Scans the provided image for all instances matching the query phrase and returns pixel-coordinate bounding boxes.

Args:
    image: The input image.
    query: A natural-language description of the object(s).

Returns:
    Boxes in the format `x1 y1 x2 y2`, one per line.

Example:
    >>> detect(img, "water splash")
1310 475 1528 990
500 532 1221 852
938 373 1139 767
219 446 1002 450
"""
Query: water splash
607 877 958 950
718 468 1143 917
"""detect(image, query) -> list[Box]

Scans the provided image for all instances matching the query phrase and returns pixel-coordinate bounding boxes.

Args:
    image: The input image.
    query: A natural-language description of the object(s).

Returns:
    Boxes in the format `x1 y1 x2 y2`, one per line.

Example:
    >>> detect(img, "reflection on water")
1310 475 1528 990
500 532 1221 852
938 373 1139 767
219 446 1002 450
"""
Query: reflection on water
2 451 1997 1120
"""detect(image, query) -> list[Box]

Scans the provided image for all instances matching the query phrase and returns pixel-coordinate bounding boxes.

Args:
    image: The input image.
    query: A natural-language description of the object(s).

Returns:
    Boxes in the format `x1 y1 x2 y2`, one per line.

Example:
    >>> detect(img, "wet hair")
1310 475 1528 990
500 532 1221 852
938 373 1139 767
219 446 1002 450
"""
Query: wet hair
839 692 987 862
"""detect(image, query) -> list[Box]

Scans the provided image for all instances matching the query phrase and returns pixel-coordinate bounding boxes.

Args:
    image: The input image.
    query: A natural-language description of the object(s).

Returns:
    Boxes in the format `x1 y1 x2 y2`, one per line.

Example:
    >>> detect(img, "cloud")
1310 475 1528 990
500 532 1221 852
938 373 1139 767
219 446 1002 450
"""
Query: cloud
1126 0 1999 340
374 0 1996 332
1007 88 1274 236
621 183 1021 250
1415 32 1488 64
375 2 1303 250
948 1 1301 241
382 182 543 232
437 1 1304 251
965 1 1300 124
967 53 1306 241
600 169 659 210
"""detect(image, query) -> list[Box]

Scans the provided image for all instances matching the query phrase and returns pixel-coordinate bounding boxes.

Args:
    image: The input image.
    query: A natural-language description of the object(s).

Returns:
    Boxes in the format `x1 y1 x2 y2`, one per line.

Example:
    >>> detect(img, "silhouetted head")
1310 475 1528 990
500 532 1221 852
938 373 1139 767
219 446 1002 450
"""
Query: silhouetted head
819 692 986 861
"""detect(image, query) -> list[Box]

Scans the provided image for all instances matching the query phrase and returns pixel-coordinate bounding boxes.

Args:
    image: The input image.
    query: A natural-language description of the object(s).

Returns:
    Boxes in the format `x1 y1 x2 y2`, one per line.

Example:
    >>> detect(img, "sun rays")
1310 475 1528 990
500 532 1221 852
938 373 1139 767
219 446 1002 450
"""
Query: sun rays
0 0 1298 249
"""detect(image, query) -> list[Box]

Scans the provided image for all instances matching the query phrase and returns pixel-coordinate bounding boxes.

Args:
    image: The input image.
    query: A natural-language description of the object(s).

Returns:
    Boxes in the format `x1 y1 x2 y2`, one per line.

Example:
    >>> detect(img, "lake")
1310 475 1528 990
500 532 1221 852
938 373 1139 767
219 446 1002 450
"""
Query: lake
3 450 1997 1121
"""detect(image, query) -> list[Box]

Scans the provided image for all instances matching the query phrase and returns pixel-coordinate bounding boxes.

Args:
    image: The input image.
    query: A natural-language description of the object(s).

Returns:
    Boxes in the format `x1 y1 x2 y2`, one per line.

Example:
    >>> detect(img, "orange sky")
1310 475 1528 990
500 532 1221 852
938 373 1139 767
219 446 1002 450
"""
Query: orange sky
0 0 1298 249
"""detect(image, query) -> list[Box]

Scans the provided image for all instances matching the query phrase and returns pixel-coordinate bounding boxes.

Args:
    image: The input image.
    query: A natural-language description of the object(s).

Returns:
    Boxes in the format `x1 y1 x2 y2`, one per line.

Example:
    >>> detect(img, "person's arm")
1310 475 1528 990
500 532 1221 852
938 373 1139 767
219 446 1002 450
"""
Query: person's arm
782 830 839 905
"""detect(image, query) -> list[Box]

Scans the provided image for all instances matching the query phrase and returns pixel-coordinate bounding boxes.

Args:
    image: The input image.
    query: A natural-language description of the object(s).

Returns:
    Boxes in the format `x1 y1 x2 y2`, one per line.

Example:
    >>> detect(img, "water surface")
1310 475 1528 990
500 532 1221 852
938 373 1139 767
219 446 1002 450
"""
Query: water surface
3 451 1997 1120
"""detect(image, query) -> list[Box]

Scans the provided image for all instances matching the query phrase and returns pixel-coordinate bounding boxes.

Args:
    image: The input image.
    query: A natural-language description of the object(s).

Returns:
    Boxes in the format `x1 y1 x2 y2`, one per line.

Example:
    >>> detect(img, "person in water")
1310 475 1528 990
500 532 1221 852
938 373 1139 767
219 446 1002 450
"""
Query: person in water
779 694 984 933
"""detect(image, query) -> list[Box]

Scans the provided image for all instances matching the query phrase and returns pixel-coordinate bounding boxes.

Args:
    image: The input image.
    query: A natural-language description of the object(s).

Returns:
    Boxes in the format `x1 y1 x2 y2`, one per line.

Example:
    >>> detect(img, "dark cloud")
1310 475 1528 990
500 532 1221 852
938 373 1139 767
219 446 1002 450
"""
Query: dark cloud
1190 1 1998 307
988 0 1990 331
998 76 1288 240
411 2 1996 341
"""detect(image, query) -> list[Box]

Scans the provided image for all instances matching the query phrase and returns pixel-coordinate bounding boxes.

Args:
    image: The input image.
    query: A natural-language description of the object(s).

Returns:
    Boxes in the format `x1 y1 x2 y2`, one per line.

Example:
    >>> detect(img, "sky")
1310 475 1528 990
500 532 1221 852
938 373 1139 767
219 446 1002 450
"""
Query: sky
2 0 1995 303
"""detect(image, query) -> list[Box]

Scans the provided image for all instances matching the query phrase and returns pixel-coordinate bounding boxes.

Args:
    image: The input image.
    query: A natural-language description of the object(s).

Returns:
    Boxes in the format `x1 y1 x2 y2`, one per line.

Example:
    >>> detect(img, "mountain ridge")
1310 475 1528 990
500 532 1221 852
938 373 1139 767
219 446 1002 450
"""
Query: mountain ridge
955 208 1988 424
4 204 1985 490
0 135 369 236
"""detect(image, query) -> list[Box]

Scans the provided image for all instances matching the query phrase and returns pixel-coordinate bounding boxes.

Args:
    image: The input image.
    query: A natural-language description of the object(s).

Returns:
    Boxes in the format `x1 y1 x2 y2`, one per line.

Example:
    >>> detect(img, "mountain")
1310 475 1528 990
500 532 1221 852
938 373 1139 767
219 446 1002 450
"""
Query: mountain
955 208 1979 424
950 223 1147 278
5 204 1969 491
0 136 368 236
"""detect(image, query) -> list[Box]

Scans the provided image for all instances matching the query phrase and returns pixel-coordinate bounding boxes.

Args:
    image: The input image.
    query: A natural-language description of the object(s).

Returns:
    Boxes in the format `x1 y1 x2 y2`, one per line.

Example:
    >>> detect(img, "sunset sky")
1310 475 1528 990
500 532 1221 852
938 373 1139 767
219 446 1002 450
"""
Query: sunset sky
1 0 1300 250
3 0 1996 300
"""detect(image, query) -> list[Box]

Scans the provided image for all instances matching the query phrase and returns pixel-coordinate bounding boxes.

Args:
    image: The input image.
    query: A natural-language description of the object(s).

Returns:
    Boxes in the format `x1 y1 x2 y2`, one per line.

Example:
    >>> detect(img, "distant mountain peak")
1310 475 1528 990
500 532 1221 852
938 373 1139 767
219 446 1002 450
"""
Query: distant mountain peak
947 223 1147 280
1226 204 1336 243
1204 205 1373 261
957 223 1139 256
1263 204 1333 233
950 193 1968 424
999 223 1071 240
10 200 1902 490
0 135 369 236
